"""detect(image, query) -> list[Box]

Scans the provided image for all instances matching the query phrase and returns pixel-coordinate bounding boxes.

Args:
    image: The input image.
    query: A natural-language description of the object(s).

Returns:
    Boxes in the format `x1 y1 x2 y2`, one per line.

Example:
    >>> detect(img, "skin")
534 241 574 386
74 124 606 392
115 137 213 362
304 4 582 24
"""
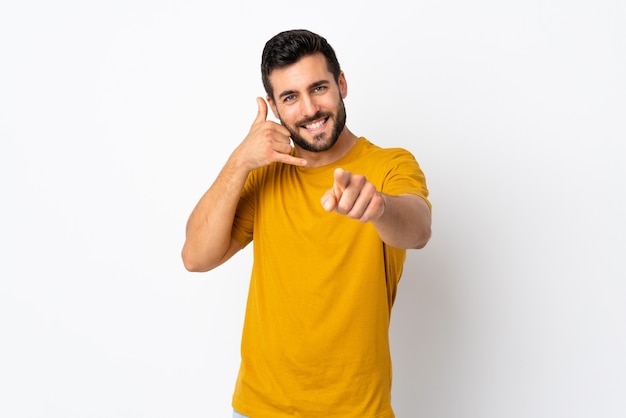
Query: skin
182 53 431 272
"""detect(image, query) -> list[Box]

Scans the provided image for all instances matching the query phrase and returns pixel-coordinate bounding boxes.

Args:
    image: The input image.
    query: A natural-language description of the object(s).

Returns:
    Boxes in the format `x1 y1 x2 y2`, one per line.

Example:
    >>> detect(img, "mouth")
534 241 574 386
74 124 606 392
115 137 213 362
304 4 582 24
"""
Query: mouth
301 117 329 132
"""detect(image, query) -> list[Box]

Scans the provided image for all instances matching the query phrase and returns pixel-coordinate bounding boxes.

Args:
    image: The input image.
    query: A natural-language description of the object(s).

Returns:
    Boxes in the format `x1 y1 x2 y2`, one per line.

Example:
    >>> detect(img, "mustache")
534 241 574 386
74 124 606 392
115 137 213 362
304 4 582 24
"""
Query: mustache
296 111 332 126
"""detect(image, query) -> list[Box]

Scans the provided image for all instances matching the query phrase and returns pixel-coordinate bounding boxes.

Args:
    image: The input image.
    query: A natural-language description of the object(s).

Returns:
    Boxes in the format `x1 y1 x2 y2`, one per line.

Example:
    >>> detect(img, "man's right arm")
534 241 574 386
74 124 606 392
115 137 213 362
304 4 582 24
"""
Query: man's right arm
181 98 307 272
181 157 250 272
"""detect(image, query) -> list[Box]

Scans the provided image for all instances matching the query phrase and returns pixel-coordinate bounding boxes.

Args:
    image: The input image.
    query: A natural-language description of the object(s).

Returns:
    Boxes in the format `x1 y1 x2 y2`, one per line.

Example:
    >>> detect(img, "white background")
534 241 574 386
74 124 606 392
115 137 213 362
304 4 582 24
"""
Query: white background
1 1 625 417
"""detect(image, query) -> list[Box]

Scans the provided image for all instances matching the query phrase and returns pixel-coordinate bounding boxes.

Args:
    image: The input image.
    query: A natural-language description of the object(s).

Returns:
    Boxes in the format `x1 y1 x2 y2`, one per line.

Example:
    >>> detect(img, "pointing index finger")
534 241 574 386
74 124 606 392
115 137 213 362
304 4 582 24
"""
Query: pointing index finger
333 167 351 191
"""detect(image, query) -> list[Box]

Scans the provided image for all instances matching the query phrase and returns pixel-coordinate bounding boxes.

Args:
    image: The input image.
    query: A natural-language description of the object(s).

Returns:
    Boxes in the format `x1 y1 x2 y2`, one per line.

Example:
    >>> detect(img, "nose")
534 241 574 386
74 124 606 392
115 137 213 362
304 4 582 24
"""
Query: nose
300 94 318 118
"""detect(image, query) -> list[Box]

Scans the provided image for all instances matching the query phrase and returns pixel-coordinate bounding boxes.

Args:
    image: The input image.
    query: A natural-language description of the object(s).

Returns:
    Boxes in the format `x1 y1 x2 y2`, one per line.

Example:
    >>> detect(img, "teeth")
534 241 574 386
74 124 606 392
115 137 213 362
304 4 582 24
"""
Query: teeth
305 119 325 130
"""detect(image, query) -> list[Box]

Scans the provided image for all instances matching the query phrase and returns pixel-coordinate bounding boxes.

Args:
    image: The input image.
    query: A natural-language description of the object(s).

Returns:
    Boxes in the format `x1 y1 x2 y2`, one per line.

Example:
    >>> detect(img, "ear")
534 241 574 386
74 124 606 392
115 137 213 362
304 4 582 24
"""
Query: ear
267 94 280 119
338 72 348 99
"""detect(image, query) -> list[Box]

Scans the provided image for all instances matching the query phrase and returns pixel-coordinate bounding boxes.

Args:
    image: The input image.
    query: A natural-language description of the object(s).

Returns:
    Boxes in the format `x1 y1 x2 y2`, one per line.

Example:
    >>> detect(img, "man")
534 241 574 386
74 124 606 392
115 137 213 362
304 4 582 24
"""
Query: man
182 29 431 418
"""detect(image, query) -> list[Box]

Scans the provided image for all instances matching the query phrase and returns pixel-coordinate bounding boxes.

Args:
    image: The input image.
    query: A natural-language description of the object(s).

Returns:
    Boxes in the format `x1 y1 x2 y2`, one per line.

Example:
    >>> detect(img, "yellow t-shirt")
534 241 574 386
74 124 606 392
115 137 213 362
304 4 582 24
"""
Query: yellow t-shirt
231 138 430 418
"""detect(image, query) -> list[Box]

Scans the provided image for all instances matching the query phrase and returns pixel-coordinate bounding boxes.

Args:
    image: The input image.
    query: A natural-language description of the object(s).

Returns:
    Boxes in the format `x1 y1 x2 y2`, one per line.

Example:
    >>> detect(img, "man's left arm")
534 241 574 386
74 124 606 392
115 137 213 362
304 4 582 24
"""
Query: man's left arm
321 168 431 249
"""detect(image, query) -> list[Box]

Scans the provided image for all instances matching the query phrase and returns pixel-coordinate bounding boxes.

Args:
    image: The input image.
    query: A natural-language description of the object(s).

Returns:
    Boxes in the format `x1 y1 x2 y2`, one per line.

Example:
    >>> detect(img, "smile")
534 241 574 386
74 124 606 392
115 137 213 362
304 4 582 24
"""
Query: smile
302 118 328 131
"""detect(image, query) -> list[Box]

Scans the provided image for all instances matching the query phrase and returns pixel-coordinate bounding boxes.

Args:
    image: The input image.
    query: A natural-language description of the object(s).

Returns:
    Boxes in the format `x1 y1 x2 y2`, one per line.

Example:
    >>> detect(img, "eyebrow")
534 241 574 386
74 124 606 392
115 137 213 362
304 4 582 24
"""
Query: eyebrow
277 79 331 100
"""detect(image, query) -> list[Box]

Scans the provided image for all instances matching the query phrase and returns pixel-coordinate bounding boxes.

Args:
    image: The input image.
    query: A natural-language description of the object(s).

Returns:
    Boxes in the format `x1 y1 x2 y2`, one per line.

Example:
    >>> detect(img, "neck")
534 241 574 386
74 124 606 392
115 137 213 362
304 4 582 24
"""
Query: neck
294 128 359 168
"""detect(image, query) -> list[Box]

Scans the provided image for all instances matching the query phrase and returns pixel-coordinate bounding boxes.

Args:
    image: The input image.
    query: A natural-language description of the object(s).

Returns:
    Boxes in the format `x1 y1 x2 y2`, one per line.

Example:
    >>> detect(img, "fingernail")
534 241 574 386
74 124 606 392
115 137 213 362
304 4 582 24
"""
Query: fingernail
321 198 331 211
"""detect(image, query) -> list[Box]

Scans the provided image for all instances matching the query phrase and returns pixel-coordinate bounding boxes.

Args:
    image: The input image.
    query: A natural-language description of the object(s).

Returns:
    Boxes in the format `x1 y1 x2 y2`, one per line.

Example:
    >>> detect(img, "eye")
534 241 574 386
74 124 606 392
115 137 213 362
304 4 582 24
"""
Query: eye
313 86 327 93
283 94 296 103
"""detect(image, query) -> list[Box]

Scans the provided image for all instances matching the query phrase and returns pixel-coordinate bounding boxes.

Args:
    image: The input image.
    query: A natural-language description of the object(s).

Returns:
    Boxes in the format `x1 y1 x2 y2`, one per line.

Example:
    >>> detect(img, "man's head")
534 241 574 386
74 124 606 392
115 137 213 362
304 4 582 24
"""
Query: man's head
261 30 347 154
261 29 342 102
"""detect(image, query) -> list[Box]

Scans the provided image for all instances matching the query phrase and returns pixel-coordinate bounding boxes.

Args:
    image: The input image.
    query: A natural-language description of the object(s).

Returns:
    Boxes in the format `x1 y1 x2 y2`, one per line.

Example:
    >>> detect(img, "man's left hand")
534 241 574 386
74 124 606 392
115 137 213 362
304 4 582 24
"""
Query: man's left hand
321 168 385 223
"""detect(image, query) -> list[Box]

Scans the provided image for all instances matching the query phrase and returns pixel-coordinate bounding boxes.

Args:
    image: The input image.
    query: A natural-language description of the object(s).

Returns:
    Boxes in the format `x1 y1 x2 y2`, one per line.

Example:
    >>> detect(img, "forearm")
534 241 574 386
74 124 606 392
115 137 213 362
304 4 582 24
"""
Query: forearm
182 155 249 272
183 97 309 272
372 194 431 249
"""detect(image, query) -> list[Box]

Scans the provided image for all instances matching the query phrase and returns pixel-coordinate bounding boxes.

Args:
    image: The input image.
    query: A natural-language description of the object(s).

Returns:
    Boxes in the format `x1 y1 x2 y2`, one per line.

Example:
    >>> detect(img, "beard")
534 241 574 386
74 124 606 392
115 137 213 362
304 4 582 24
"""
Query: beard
279 97 347 153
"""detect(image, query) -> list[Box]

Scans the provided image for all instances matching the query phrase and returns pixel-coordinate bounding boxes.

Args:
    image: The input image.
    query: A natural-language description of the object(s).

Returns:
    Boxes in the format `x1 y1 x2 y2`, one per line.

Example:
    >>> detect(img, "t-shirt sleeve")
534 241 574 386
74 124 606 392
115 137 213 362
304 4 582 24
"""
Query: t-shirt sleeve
231 172 256 248
381 148 431 211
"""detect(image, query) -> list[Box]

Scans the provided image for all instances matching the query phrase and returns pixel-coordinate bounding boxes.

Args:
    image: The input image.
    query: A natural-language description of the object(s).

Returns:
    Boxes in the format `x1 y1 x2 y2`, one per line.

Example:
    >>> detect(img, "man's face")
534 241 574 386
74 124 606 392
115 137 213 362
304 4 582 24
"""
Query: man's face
268 53 347 153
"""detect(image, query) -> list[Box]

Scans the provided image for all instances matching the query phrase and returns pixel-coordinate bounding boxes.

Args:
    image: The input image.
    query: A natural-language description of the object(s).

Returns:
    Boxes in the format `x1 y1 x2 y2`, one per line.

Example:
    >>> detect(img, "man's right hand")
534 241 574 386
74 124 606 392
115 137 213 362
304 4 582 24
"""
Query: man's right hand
233 98 308 170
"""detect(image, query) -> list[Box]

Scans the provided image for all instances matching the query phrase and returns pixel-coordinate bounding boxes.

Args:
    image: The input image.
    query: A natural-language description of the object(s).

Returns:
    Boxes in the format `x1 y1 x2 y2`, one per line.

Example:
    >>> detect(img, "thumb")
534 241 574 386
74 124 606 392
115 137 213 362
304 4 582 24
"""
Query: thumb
253 97 268 124
321 189 337 212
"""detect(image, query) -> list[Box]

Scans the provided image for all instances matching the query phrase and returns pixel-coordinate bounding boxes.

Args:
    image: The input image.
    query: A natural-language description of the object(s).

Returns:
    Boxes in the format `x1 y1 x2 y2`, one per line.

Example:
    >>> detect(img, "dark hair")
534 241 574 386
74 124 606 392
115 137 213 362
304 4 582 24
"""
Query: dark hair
261 29 342 100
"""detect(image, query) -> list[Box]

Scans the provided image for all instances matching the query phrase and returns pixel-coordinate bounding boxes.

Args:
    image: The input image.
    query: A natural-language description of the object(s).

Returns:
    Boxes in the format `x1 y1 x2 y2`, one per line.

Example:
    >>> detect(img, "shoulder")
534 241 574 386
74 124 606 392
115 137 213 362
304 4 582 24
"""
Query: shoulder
245 161 297 191
357 137 419 169
359 137 415 158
